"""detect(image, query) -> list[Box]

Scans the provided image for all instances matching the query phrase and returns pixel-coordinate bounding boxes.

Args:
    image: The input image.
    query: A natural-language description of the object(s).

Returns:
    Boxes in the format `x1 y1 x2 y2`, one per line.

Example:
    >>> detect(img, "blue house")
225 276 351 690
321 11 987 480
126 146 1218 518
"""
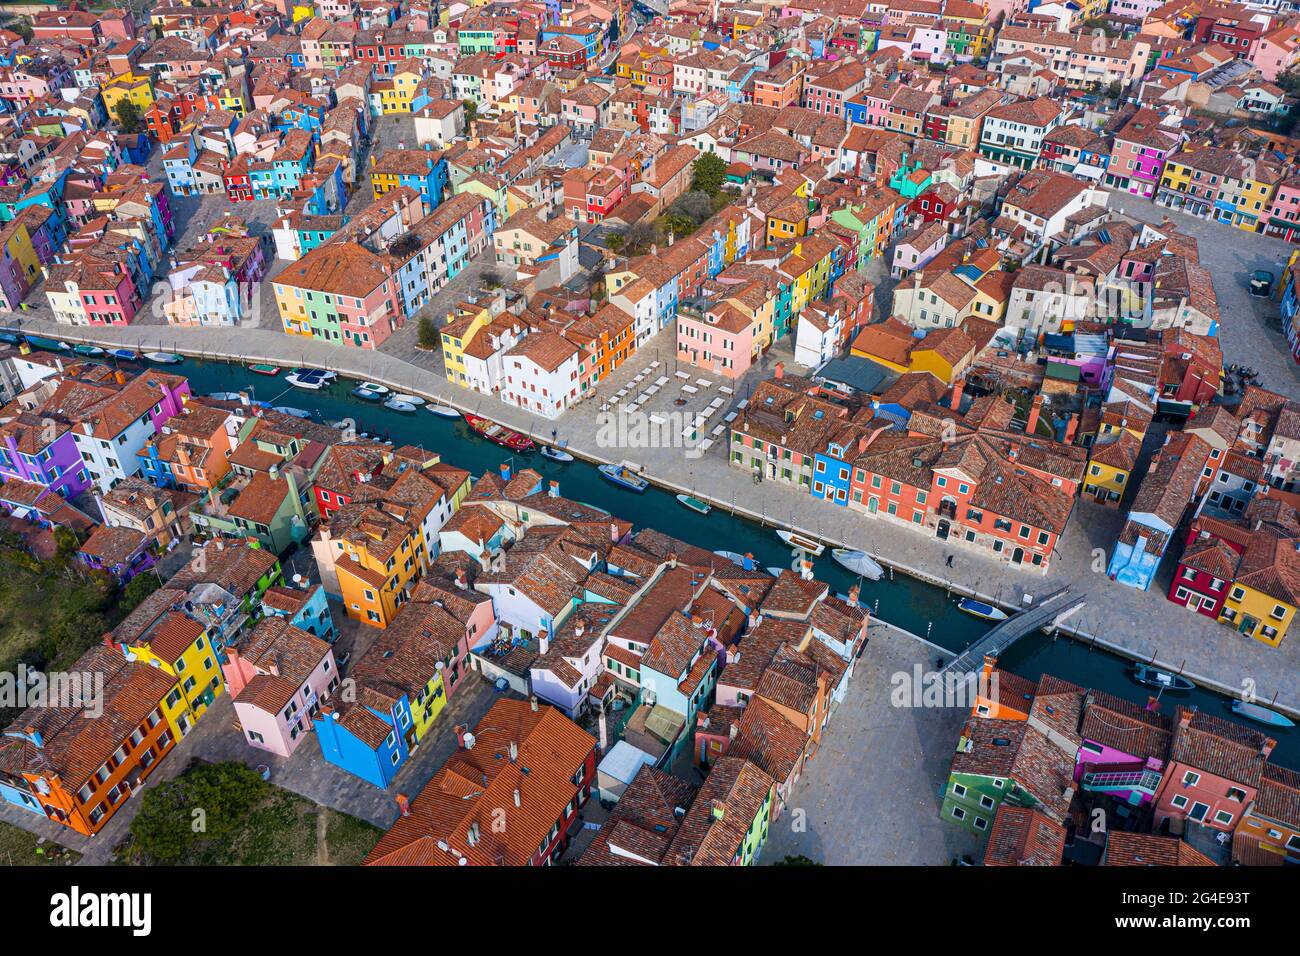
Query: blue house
137 443 176 488
316 701 409 789
262 581 336 643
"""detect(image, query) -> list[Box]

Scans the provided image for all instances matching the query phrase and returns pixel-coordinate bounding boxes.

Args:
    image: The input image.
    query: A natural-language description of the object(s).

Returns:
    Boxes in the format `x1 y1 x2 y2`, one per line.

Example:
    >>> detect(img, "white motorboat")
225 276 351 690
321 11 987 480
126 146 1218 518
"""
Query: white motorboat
831 548 885 581
425 403 460 418
390 393 424 406
776 528 825 556
384 398 417 412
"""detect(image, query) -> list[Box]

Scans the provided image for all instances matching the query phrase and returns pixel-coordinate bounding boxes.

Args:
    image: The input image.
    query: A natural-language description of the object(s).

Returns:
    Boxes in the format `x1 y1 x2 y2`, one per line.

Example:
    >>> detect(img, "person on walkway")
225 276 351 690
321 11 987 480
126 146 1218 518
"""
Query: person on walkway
945 554 954 568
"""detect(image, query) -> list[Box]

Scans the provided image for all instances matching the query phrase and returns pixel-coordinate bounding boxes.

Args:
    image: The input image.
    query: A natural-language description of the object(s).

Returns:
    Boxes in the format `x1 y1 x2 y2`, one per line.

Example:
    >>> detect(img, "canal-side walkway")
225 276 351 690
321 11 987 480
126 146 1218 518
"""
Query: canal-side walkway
7 314 1297 716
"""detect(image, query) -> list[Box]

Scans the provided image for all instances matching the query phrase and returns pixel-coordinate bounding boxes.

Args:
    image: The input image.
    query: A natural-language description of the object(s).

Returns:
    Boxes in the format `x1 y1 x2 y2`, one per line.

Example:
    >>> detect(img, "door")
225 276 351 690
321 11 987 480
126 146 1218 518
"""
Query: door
936 519 950 540
1012 547 1024 565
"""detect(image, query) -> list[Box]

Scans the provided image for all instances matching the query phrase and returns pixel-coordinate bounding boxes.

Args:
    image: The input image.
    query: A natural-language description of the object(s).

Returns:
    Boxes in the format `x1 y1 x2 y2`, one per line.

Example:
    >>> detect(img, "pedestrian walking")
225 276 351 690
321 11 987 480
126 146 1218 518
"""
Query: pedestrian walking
945 554 954 568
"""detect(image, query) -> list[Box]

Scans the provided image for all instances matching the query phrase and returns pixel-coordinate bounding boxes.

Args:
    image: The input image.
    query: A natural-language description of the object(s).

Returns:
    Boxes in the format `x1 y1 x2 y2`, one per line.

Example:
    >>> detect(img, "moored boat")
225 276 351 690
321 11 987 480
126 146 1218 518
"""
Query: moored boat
351 384 384 400
72 344 105 357
464 414 535 452
111 347 139 361
273 406 313 419
286 369 329 390
775 528 825 556
248 363 279 375
383 398 417 412
676 494 711 515
390 393 424 406
206 392 244 402
144 351 183 364
1131 663 1194 692
598 463 648 492
540 444 574 462
831 548 884 581
356 381 389 395
956 597 1009 622
425 403 460 418
1231 699 1296 728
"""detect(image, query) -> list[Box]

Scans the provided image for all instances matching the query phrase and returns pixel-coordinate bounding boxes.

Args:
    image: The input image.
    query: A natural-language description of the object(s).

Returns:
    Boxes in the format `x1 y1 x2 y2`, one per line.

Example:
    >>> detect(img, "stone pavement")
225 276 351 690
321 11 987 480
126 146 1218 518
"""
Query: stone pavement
763 623 985 865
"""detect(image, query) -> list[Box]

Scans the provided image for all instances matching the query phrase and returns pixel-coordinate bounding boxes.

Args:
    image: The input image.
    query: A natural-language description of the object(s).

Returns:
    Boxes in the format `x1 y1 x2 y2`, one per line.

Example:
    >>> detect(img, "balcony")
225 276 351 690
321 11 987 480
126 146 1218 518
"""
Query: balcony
1081 768 1162 795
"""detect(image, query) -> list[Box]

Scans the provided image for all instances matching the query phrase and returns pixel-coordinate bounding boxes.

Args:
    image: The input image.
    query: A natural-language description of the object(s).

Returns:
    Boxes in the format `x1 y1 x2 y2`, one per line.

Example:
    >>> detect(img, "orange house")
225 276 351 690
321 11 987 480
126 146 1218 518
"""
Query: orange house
971 654 1038 720
752 59 804 109
0 644 178 836
144 402 238 492
568 302 635 388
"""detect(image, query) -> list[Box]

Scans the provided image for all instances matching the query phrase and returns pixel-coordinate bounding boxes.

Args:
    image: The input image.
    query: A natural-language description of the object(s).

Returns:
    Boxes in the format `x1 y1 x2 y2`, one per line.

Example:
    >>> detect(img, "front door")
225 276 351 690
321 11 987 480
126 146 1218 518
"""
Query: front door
936 519 950 540
1012 547 1024 565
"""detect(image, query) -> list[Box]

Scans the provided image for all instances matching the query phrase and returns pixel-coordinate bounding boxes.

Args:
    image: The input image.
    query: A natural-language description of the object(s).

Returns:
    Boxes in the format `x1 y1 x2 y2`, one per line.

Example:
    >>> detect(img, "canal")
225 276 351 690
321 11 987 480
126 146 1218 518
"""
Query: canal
153 356 1299 767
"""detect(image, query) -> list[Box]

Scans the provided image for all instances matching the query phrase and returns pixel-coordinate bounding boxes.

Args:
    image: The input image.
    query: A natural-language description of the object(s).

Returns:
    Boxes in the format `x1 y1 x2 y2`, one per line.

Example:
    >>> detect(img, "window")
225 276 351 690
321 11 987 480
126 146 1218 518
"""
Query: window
1182 771 1200 787
1171 794 1188 809
1214 809 1234 826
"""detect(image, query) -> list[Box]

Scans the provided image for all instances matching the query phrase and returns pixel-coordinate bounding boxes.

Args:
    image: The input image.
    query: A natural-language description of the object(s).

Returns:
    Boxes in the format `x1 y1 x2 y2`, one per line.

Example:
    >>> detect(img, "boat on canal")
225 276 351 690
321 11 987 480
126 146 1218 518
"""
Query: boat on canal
1131 663 1195 692
390 393 424 406
776 528 825 556
831 548 884 581
676 494 711 515
383 397 418 413
1231 699 1296 728
464 414 535 452
111 347 140 361
599 463 649 492
273 406 314 419
426 402 460 418
72 344 105 357
540 443 574 462
249 363 280 376
287 369 331 390
144 351 183 364
956 597 1009 622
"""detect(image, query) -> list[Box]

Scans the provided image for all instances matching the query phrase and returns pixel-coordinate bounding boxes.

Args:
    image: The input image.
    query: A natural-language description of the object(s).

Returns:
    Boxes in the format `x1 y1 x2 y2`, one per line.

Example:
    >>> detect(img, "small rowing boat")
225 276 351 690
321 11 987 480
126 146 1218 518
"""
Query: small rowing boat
540 444 574 462
73 344 105 357
356 381 389 395
273 406 313 419
111 348 139 361
599 463 648 492
249 363 279 376
714 550 747 567
1231 699 1296 728
351 385 384 400
383 398 417 413
956 597 1009 622
464 414 535 452
775 528 824 556
390 393 424 406
144 351 183 364
1131 663 1194 692
426 403 460 418
831 548 884 581
676 494 711 515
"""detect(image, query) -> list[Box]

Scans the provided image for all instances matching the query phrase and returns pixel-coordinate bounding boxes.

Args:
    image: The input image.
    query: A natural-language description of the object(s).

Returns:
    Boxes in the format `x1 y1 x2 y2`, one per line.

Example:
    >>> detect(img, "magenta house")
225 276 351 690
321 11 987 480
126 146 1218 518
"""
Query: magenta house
1076 690 1173 808
1106 110 1179 200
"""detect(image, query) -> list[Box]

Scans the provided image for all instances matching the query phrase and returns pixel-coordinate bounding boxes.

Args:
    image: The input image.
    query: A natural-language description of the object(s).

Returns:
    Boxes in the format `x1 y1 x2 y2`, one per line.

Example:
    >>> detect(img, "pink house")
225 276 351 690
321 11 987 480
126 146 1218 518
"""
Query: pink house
224 618 340 758
1264 176 1300 241
1151 707 1276 835
1106 109 1179 200
1251 24 1300 81
676 301 755 380
1075 690 1172 808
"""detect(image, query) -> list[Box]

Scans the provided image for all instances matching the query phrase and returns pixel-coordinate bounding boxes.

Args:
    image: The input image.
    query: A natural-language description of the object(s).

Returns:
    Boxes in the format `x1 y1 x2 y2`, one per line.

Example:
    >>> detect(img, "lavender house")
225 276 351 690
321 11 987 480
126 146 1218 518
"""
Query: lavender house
0 411 90 500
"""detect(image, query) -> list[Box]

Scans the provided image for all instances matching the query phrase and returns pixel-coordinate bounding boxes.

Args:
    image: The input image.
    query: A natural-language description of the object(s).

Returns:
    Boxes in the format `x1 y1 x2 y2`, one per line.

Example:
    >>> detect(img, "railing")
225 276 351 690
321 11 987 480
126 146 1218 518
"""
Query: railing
1081 769 1162 793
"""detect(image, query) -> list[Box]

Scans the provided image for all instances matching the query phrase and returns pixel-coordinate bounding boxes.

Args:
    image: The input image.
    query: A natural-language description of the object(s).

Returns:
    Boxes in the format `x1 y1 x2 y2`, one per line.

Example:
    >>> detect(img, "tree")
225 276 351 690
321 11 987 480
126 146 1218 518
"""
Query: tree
669 190 714 224
116 99 143 134
120 572 161 613
462 98 479 127
662 212 697 238
690 152 728 197
617 220 658 257
1279 66 1300 97
129 761 268 864
773 854 821 866
606 232 625 254
417 313 438 349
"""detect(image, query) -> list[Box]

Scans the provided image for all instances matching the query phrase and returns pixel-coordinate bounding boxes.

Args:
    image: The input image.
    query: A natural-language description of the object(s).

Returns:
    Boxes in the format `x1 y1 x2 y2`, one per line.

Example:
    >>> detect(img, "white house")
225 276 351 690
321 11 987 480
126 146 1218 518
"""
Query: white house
501 331 584 419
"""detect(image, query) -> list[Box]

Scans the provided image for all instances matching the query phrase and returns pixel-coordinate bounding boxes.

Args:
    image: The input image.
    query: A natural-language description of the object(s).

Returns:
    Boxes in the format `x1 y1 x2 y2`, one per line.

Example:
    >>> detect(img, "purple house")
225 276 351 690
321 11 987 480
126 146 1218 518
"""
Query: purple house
0 412 90 500
1076 689 1174 808
1105 110 1180 200
77 524 156 582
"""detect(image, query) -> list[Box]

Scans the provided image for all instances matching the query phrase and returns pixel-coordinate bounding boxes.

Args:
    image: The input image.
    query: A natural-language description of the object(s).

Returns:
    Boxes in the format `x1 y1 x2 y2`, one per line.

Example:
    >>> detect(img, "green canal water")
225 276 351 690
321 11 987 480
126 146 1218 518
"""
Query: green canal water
144 356 1299 767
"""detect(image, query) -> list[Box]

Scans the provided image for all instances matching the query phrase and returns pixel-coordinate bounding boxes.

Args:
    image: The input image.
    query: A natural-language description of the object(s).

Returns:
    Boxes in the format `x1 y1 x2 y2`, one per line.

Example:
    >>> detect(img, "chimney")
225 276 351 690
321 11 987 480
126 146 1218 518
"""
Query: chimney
1065 413 1080 443
848 583 860 604
710 799 726 821
1177 707 1194 732
499 461 512 481
1263 738 1277 760
454 567 468 589
538 627 549 655
575 620 585 638
774 362 784 380
509 740 518 762
729 723 738 741
395 793 411 816
530 694 539 712
1026 394 1045 435
513 787 521 808
1144 695 1160 713
548 479 559 497
741 552 755 571
667 551 678 569
949 376 965 410
610 521 620 543
455 724 468 747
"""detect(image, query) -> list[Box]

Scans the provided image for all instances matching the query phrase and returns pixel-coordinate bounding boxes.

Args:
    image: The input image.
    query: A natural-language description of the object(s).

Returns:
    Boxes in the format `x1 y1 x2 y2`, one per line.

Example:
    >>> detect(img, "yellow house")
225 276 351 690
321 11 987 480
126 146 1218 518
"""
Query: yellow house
371 60 424 115
0 219 41 305
1219 535 1300 648
1082 431 1141 506
292 3 316 22
1159 155 1194 197
126 613 226 738
440 301 493 387
273 283 315 339
1233 167 1280 233
101 73 154 125
330 506 427 628
907 327 976 385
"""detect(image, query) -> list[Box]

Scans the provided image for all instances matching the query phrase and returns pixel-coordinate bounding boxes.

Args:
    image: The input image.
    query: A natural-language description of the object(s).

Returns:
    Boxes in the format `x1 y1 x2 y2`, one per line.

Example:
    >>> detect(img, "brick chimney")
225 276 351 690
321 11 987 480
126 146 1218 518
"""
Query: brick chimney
949 376 965 410
774 361 784 380
1026 394 1045 435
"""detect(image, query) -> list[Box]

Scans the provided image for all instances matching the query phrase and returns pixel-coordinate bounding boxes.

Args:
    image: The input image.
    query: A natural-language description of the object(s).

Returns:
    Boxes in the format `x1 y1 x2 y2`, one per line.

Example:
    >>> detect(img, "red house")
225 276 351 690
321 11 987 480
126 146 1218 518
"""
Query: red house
1168 514 1251 617
1152 707 1276 836
224 156 253 202
362 698 598 866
